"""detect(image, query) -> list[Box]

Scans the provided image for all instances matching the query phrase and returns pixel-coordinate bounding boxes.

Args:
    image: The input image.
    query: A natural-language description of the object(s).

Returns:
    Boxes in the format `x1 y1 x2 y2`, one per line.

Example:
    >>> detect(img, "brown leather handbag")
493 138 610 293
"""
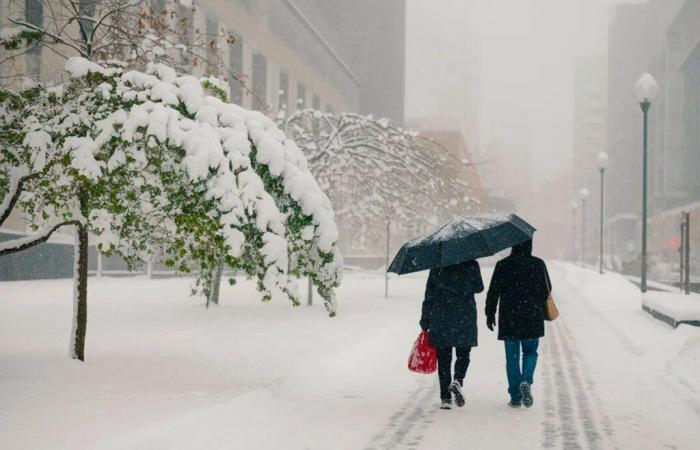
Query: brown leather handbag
544 267 559 321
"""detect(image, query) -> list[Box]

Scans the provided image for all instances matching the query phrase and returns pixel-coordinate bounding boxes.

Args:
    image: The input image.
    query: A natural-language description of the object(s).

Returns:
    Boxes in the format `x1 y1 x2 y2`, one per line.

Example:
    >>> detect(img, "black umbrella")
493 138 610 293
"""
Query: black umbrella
387 214 536 275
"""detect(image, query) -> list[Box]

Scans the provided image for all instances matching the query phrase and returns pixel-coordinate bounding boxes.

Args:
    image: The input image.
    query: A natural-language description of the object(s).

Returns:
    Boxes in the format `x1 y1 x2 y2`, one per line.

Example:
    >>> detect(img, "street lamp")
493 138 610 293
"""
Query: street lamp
597 152 609 274
571 201 578 261
635 73 658 293
580 188 590 266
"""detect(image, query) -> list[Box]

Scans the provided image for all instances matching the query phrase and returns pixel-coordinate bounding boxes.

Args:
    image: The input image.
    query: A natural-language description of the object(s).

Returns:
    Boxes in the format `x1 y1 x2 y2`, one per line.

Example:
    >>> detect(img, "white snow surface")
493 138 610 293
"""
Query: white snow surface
1 264 699 449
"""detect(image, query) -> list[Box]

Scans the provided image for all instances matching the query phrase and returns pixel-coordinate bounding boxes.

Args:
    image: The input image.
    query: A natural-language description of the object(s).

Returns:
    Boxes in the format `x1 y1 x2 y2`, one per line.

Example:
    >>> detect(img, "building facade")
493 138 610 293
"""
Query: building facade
0 0 405 121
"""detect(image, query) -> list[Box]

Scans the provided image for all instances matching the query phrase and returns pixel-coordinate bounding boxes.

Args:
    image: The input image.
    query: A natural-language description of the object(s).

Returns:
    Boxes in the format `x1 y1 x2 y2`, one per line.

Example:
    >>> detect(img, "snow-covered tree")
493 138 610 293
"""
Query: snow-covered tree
0 58 342 361
284 110 481 254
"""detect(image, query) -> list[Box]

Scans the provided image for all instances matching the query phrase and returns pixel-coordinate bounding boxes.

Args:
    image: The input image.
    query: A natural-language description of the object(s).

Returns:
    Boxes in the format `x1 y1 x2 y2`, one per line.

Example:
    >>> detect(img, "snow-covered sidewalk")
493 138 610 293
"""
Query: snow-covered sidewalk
1 264 699 449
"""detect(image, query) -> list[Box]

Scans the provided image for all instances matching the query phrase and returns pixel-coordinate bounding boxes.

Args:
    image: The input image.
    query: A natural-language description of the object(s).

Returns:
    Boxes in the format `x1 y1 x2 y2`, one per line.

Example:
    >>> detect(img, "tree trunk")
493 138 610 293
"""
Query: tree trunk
208 257 224 307
70 224 89 361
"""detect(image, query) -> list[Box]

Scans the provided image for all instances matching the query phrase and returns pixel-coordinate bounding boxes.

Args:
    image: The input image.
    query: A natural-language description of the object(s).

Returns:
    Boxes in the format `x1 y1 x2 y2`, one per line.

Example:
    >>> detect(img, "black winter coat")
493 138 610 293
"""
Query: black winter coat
419 260 484 348
485 241 551 341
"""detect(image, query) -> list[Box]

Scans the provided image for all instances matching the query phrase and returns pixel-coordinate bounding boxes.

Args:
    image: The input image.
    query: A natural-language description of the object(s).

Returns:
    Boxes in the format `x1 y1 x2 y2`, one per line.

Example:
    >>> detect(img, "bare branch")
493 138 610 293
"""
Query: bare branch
8 17 88 57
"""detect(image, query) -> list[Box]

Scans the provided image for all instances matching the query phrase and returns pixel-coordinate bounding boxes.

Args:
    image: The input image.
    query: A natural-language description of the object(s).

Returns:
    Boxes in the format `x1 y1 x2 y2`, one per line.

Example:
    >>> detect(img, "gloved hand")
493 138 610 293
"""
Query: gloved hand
486 315 496 331
419 319 429 331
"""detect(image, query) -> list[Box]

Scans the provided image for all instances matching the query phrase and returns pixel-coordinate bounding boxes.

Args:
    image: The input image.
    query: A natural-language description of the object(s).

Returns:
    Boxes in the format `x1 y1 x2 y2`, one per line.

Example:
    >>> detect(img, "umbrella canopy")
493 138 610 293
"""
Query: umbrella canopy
387 214 536 275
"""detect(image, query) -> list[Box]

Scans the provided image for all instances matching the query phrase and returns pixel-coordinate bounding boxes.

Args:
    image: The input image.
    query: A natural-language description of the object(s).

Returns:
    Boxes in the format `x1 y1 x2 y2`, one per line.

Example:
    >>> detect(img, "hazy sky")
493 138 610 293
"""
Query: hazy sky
406 0 630 190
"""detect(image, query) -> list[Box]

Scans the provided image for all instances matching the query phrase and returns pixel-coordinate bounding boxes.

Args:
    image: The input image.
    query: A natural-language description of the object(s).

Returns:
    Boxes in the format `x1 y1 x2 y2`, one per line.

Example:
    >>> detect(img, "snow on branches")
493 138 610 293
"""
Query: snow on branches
0 58 342 315
284 110 480 253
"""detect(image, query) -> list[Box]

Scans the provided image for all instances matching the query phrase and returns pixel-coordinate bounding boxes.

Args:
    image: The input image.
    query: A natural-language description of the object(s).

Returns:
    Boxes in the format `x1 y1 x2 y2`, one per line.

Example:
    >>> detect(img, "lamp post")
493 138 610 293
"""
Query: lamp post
635 73 658 293
597 152 608 274
580 188 590 266
571 201 578 261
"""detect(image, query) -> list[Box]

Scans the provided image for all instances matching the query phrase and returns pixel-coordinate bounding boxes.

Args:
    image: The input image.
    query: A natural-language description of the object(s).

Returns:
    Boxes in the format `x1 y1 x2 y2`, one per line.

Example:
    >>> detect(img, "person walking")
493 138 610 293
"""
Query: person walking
485 239 551 409
420 259 484 410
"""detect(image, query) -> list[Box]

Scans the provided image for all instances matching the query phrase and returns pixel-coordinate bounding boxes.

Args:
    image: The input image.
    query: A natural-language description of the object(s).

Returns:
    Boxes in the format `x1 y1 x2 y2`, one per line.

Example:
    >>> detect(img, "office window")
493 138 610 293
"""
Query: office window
205 16 219 75
25 0 43 78
150 0 165 14
228 33 243 105
79 1 97 40
252 52 267 111
297 83 306 109
278 70 289 114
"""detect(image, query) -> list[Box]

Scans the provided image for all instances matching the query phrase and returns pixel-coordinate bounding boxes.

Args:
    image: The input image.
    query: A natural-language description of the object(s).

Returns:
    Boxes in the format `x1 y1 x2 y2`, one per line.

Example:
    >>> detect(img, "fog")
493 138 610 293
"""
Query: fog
407 0 622 191
406 0 642 260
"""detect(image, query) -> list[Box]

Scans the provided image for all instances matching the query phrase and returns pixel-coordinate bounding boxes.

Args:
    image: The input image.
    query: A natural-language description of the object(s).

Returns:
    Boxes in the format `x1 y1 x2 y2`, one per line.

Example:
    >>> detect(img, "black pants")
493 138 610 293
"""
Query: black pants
436 346 472 401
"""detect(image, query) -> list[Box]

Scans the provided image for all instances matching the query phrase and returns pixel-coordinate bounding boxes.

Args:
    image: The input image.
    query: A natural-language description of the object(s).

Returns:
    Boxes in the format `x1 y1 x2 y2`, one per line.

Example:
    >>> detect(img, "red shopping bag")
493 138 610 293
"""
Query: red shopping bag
407 330 437 374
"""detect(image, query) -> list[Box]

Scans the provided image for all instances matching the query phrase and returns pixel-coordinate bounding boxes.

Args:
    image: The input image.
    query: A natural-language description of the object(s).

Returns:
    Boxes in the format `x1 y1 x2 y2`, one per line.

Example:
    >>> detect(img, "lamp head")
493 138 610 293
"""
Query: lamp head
597 151 609 170
579 188 590 200
635 73 658 104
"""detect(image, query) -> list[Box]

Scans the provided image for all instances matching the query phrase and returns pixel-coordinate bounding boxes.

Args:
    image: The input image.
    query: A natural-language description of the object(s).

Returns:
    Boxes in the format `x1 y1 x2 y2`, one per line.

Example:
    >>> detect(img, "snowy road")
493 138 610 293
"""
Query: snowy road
1 263 699 449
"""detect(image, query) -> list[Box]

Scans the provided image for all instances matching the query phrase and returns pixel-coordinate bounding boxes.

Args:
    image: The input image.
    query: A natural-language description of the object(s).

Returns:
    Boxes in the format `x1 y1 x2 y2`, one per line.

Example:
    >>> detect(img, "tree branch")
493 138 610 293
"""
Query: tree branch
0 170 39 227
0 220 81 256
8 17 88 57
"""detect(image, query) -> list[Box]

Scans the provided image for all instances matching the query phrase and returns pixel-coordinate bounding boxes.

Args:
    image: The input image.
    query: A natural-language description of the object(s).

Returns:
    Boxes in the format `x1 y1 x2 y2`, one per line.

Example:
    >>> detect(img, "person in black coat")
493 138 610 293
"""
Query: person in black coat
420 259 483 409
485 239 551 408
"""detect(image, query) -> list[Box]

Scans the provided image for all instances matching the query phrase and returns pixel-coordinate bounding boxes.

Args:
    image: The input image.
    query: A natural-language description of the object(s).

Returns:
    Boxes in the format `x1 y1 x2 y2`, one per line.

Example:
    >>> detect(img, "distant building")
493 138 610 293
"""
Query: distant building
573 56 607 195
479 135 532 204
405 120 495 220
572 55 607 262
516 172 577 260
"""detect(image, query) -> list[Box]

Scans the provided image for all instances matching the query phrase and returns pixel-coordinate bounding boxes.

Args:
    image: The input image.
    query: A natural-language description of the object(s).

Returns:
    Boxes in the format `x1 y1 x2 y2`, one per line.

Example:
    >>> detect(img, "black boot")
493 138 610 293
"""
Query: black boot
450 380 465 407
519 382 533 408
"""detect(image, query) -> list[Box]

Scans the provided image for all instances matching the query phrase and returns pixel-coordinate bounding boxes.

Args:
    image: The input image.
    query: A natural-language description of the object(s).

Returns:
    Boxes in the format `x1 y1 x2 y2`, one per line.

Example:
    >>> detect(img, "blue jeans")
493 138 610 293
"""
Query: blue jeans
504 338 539 402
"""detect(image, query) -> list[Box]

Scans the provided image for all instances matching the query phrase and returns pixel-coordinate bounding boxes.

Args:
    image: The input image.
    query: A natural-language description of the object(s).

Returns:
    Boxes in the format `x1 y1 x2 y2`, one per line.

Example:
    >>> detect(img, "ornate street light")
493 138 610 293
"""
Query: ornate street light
598 152 608 274
580 188 590 265
635 73 658 292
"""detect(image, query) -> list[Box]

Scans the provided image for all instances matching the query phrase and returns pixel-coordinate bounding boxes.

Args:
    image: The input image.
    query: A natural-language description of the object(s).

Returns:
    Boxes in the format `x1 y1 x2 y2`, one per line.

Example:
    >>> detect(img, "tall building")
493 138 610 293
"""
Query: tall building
305 0 406 124
0 0 406 122
572 55 607 263
573 56 607 195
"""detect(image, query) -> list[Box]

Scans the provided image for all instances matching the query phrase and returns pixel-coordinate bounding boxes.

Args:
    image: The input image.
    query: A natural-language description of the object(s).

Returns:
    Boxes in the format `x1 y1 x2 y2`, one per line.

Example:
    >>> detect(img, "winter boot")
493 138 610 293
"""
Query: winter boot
508 400 522 408
450 380 465 407
520 382 533 408
440 399 452 410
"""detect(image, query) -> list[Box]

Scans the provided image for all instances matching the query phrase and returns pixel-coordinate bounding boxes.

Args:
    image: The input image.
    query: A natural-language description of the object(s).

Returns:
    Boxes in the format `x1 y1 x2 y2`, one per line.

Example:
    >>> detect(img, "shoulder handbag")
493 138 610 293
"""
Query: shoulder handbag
543 266 559 321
